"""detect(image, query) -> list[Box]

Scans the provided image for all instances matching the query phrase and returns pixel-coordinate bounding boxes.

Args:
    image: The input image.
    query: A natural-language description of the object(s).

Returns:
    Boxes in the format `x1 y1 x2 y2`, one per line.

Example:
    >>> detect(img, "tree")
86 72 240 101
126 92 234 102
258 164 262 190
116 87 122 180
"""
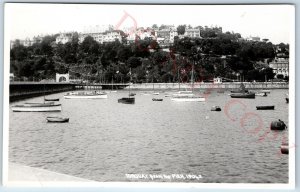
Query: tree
177 25 186 35
152 24 158 29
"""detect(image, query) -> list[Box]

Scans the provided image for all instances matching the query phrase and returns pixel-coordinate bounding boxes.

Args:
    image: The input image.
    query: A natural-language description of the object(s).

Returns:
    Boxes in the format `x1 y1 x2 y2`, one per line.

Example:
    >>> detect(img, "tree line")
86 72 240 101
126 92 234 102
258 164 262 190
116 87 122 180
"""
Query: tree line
10 30 289 83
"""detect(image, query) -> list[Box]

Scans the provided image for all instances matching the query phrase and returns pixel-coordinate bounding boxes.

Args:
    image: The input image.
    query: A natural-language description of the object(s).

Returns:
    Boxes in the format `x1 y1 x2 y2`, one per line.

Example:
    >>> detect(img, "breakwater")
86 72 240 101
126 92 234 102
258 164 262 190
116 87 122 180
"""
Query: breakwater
9 82 77 102
127 82 288 90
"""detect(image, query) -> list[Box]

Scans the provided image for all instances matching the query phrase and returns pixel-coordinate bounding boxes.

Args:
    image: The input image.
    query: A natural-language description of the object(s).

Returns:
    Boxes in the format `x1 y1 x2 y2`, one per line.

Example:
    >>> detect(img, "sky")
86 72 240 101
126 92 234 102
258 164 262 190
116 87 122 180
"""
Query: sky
5 3 294 44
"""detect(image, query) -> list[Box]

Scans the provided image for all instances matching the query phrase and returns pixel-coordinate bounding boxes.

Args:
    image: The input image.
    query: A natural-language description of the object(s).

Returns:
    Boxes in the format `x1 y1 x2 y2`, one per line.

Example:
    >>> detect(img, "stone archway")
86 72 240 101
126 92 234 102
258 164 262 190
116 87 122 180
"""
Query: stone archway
56 73 69 83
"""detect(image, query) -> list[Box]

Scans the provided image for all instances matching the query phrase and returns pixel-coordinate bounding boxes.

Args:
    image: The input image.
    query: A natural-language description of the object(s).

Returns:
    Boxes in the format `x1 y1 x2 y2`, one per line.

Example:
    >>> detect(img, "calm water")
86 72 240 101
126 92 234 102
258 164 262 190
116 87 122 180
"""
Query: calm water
9 89 289 183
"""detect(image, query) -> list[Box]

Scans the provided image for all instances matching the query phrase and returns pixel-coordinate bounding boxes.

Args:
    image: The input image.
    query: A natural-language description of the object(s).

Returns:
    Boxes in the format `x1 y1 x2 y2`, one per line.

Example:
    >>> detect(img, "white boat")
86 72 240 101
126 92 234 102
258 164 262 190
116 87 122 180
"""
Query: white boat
172 92 194 97
12 103 62 112
171 96 205 102
255 92 267 97
141 92 151 95
171 64 203 102
153 92 160 95
64 91 108 99
261 90 271 93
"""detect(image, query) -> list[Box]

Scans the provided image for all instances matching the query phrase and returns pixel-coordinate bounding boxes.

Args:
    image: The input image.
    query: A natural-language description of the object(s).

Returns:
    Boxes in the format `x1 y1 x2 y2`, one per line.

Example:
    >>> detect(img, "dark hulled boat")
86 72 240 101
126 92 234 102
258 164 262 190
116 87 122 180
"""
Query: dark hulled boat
230 83 255 98
152 98 163 101
46 117 69 123
118 97 135 104
256 105 275 110
230 92 255 99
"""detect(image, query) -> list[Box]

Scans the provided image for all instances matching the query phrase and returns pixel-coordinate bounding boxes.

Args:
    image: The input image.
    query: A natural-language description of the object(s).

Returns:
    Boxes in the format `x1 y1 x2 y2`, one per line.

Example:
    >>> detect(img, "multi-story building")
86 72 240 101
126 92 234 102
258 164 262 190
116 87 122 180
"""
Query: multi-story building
245 36 261 42
269 55 289 77
184 28 200 38
56 33 74 44
79 31 122 44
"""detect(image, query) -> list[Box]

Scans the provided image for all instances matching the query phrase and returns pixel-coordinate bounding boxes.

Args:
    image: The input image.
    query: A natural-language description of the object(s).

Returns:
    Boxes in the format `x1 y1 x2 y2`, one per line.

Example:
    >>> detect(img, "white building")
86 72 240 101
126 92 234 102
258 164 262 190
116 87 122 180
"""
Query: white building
184 28 201 38
79 31 122 44
56 33 74 44
269 57 289 77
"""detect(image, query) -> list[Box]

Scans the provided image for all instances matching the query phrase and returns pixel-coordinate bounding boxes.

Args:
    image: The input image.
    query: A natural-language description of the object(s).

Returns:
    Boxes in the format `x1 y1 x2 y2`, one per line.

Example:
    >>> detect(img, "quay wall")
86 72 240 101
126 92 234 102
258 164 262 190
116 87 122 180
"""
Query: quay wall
9 82 77 102
127 82 289 90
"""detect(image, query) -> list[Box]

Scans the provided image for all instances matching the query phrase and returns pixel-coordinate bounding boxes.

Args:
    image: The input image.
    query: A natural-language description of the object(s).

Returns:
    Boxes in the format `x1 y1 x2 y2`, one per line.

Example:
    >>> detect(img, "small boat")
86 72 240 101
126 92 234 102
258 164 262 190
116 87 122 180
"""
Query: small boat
12 103 62 112
153 92 160 95
261 90 271 93
64 91 108 99
171 96 205 102
46 116 69 123
256 105 275 110
230 92 255 99
129 93 136 97
172 92 194 97
141 92 151 95
211 106 221 111
44 98 59 101
281 142 289 154
286 93 289 103
270 120 287 130
231 83 249 93
255 92 267 97
118 97 135 104
152 98 163 101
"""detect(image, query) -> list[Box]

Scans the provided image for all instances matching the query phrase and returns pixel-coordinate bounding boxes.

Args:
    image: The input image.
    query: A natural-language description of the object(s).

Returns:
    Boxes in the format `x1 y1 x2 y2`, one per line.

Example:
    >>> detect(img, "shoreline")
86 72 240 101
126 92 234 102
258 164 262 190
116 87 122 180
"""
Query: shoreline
124 82 288 90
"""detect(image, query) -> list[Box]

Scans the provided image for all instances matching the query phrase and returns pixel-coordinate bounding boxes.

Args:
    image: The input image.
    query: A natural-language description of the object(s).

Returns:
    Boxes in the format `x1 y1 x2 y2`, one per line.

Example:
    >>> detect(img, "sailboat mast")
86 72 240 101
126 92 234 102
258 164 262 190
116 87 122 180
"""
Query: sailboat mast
129 68 131 96
43 84 46 104
178 67 180 91
191 62 194 92
112 75 113 90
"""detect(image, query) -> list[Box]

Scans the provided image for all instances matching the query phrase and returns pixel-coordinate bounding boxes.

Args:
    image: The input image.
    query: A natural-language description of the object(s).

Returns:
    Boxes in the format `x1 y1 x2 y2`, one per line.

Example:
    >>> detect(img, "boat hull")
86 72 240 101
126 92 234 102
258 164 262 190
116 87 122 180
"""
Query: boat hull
12 105 62 112
45 98 59 101
47 117 69 123
230 93 255 99
118 97 135 104
256 106 275 110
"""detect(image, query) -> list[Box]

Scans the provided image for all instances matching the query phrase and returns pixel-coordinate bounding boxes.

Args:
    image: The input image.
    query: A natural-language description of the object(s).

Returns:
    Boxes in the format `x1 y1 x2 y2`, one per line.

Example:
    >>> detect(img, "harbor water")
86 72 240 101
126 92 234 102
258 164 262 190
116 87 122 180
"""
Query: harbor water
9 89 289 183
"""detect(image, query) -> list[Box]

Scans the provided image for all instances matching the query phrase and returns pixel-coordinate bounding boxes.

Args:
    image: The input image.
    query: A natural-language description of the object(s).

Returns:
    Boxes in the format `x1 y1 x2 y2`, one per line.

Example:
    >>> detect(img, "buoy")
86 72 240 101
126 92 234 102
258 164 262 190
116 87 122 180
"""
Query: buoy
270 120 287 131
211 106 221 111
281 144 289 154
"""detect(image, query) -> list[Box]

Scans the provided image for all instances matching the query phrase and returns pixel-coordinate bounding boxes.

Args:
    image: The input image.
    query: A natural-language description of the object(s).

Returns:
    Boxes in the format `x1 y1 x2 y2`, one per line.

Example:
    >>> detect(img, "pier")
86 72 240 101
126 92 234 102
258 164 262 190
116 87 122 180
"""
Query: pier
9 82 129 102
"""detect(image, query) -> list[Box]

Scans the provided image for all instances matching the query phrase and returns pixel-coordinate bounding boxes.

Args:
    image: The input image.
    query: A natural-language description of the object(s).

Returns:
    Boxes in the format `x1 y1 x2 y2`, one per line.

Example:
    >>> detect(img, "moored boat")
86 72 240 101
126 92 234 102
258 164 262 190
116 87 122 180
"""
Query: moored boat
171 96 205 102
230 83 249 93
270 120 287 130
255 92 267 97
129 93 136 96
12 103 62 112
46 116 69 123
64 91 108 99
152 98 163 101
211 106 221 111
44 98 59 101
118 97 135 104
230 92 255 99
172 91 194 97
256 105 275 110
